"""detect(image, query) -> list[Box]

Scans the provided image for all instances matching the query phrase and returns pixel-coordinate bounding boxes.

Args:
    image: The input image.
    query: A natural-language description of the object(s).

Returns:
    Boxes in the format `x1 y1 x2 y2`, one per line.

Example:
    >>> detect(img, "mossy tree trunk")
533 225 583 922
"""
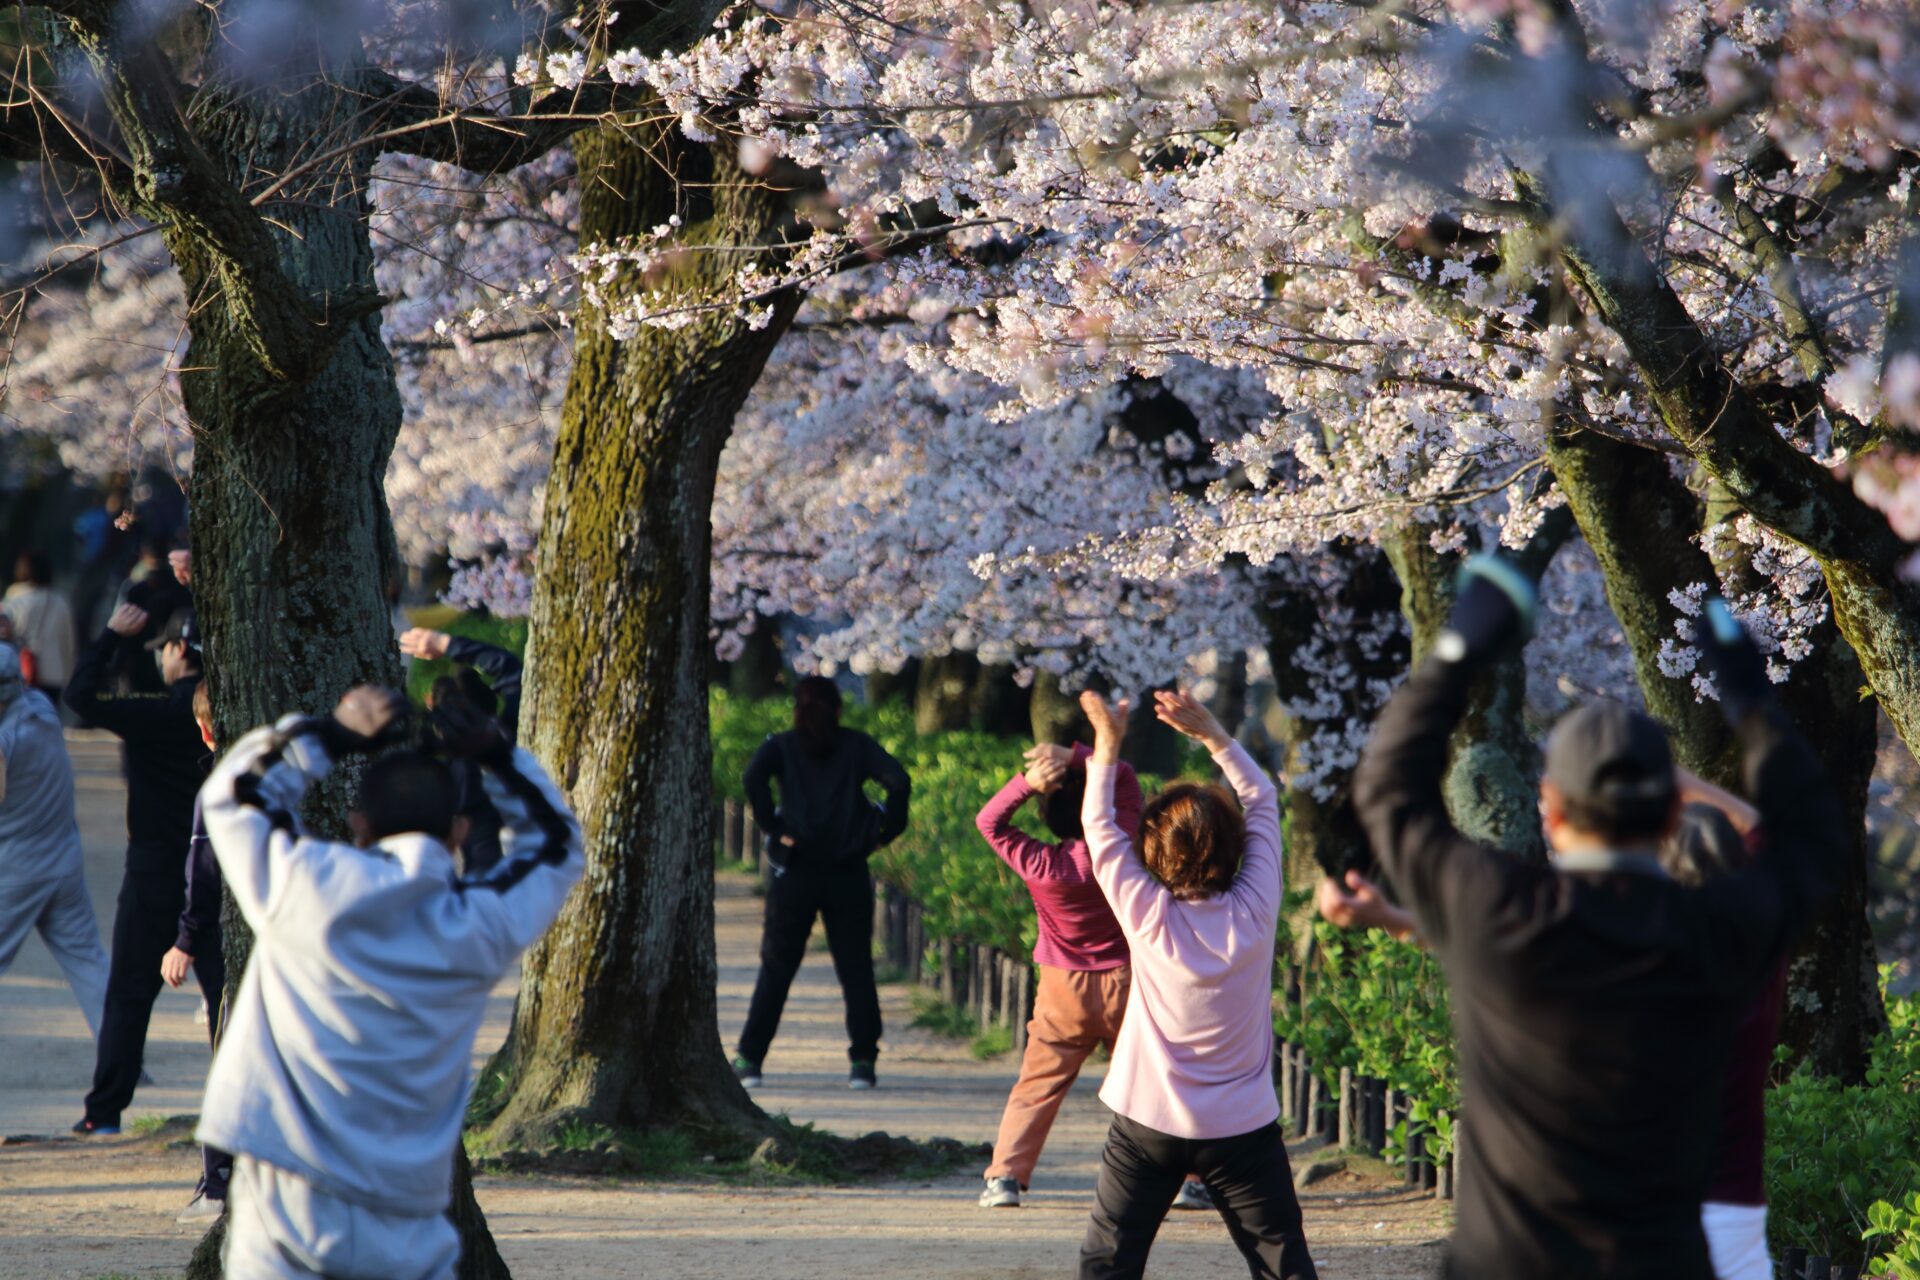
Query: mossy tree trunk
481 122 803 1147
1379 513 1571 861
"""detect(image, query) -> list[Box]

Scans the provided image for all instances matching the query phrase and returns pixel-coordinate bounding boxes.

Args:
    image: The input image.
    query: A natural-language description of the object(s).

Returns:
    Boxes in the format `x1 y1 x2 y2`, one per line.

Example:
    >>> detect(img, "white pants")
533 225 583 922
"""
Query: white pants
225 1156 459 1280
1702 1201 1771 1280
0 871 107 1036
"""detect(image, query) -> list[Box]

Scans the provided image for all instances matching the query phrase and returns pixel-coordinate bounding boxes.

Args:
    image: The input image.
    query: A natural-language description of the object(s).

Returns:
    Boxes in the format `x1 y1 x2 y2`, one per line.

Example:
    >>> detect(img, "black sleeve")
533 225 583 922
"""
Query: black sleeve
865 735 912 848
175 806 223 955
64 631 170 737
1351 659 1515 950
1700 705 1845 976
445 636 525 737
743 736 784 840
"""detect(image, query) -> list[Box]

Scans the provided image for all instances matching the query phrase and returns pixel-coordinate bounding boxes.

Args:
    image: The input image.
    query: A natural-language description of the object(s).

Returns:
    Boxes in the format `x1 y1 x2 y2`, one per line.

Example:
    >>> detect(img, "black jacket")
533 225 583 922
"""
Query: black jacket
66 630 209 875
744 728 910 868
444 635 525 875
1352 660 1841 1280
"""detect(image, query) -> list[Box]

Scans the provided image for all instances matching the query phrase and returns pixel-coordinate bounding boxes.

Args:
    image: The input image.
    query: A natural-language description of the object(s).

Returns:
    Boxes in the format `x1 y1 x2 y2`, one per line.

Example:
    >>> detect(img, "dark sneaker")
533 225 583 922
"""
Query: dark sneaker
848 1060 877 1090
979 1176 1020 1208
71 1118 120 1136
1171 1179 1213 1211
731 1056 763 1090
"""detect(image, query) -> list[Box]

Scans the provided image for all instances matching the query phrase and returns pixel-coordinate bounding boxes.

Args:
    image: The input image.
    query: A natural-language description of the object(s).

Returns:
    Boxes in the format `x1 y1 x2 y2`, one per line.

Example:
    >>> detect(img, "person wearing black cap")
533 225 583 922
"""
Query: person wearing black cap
1351 557 1842 1280
66 602 212 1135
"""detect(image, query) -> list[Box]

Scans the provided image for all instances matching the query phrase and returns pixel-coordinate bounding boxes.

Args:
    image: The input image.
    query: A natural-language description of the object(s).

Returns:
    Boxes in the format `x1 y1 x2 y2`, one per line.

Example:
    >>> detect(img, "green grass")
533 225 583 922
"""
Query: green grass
872 960 908 985
969 1023 1015 1060
909 987 980 1040
127 1114 169 1137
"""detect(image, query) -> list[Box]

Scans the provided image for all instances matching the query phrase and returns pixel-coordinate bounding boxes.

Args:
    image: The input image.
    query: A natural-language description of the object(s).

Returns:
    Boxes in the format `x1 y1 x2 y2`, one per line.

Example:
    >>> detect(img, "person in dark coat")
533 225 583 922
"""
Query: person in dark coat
1350 558 1841 1280
67 603 212 1134
734 676 910 1090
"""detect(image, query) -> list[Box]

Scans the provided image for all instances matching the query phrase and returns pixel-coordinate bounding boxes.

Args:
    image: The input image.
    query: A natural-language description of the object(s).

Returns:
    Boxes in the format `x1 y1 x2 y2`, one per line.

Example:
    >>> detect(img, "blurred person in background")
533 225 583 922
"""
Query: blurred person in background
0 641 108 1035
5 550 77 703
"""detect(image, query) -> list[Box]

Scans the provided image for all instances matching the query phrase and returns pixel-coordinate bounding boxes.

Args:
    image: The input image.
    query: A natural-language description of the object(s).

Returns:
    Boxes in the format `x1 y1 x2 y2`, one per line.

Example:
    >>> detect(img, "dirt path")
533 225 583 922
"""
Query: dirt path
0 743 1446 1278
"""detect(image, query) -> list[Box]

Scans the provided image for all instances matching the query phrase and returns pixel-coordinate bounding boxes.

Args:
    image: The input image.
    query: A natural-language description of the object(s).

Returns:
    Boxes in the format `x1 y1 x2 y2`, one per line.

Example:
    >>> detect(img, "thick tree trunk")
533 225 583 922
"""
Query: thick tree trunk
170 77 507 1280
482 123 801 1146
1380 525 1552 860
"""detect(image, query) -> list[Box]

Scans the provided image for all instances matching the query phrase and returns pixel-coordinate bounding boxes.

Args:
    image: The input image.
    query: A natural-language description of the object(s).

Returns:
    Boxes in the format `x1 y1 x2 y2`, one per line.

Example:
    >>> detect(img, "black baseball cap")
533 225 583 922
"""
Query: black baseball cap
1543 703 1676 834
144 607 199 653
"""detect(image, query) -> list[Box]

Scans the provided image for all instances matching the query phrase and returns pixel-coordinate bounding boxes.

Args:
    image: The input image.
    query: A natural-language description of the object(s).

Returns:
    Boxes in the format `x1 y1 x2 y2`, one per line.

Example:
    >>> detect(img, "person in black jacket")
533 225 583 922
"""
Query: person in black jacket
1351 558 1842 1280
399 627 525 875
735 676 910 1090
156 678 231 1223
67 603 212 1135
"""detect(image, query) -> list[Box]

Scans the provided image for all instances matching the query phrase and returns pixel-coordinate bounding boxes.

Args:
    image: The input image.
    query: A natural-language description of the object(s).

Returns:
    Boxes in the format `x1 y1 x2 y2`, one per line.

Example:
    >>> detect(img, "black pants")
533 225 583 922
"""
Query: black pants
1080 1115 1318 1280
737 860 881 1065
84 866 225 1126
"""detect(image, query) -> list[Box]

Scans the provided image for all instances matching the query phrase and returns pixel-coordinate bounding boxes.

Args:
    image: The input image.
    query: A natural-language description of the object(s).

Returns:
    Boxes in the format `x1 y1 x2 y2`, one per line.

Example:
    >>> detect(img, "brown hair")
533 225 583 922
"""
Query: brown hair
191 680 212 729
1138 783 1245 900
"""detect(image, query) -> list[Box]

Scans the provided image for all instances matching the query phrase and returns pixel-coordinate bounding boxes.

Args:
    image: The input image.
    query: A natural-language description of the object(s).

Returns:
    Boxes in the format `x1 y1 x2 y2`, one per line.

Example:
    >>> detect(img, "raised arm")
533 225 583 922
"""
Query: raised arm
64 608 171 735
864 736 912 847
457 741 586 972
1214 739 1282 925
1692 603 1844 970
199 686 410 927
1353 558 1535 949
976 772 1058 879
444 635 525 735
1067 742 1143 840
1079 690 1174 937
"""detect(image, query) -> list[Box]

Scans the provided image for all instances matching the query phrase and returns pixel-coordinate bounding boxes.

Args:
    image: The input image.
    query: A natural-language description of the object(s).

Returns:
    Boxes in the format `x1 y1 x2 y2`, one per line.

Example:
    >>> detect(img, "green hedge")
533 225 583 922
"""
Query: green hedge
1767 982 1920 1266
711 688 1194 954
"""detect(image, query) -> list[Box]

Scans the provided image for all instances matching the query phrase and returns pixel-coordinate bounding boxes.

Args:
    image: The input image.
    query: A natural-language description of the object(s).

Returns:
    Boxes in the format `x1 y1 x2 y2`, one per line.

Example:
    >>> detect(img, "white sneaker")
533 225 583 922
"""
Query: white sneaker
177 1193 225 1225
979 1176 1020 1208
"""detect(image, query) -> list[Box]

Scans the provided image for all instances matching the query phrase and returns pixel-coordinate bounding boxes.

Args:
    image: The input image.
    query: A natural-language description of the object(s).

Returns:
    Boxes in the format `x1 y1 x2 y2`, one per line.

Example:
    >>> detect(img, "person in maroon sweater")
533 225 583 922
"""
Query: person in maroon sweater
977 742 1212 1214
1659 792 1781 1280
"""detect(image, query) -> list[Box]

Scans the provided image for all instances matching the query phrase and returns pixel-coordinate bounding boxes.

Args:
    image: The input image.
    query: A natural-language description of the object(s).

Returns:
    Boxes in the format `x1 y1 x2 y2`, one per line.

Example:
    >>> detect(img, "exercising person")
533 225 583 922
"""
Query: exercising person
197 687 582 1278
735 676 910 1091
1352 557 1840 1280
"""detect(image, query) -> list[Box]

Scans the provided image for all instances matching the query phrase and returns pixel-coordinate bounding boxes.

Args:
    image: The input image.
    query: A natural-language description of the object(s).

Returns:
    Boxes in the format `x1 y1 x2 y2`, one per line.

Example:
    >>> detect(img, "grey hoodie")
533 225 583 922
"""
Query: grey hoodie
195 718 583 1215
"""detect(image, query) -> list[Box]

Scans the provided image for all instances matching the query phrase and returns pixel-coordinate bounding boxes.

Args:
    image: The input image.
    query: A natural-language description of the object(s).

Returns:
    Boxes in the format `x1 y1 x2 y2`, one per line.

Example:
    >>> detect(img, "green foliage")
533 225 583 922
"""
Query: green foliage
1767 987 1920 1266
403 608 528 706
1866 1192 1920 1279
909 986 980 1040
1273 912 1458 1159
127 1113 169 1137
971 1023 1016 1060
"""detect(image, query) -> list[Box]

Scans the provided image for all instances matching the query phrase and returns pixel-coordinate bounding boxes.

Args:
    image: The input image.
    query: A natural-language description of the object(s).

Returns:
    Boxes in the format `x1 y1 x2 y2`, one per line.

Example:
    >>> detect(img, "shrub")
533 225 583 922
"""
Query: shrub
1766 985 1920 1266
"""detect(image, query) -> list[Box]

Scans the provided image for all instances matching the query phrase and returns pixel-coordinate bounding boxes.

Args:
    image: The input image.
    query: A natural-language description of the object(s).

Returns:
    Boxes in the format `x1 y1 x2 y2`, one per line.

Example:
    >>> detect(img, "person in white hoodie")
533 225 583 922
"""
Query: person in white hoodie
196 685 583 1280
0 641 109 1033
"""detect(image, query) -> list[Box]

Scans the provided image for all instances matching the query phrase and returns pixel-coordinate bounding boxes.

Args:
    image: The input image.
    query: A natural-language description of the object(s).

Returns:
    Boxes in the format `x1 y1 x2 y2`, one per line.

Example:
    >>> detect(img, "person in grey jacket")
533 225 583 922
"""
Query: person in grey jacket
196 686 583 1280
0 642 108 1034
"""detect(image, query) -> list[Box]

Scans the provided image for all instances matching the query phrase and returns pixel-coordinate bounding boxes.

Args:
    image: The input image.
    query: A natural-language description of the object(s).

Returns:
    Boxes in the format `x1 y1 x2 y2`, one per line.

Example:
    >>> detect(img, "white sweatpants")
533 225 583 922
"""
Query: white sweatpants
0 871 107 1036
1702 1201 1772 1280
224 1156 459 1280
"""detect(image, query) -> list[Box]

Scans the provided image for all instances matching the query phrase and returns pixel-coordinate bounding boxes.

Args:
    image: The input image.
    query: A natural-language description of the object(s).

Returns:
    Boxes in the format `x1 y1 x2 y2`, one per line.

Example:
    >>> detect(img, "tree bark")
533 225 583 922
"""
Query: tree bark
160 72 508 1280
481 122 801 1146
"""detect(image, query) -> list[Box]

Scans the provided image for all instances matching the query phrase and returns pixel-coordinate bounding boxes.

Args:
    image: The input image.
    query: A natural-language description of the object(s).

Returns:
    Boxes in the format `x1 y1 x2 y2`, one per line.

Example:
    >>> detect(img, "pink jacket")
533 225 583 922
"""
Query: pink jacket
1083 741 1282 1139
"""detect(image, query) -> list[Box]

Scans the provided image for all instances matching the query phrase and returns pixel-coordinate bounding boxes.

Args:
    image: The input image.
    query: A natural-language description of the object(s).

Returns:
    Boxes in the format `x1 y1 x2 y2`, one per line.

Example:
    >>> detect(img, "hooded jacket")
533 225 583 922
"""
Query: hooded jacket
194 720 584 1215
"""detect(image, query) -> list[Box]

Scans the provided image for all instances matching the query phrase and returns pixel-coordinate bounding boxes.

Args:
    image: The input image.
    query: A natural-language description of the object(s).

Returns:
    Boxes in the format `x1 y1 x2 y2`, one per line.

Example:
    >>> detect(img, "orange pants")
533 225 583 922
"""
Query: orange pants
986 965 1131 1188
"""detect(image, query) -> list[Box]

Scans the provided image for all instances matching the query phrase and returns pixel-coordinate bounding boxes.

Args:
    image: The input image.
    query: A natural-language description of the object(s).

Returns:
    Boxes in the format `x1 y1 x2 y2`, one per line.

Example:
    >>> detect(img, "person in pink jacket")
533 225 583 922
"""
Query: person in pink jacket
974 744 1215 1213
1075 688 1317 1280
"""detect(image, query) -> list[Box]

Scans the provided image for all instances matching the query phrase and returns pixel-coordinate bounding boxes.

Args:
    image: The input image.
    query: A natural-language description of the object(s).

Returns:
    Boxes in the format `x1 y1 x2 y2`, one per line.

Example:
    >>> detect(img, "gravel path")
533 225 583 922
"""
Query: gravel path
0 736 1446 1278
